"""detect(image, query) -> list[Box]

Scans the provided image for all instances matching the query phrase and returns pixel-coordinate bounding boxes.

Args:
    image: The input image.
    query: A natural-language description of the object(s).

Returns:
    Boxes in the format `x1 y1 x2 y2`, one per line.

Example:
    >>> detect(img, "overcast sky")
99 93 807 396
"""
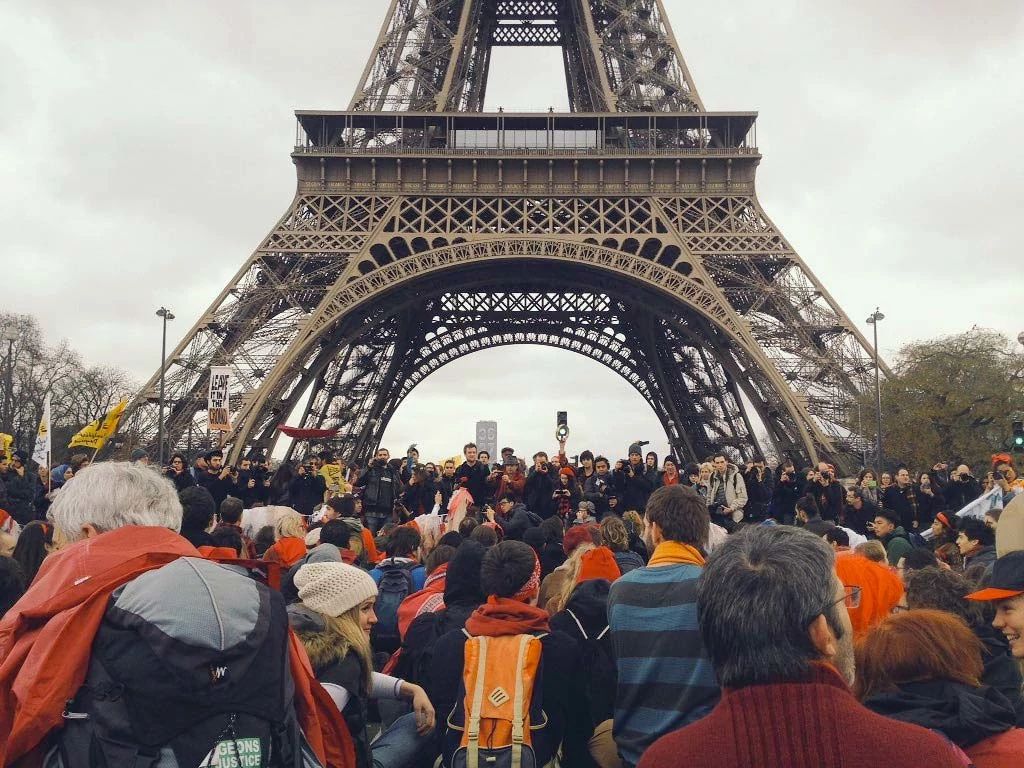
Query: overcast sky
2 1 1022 463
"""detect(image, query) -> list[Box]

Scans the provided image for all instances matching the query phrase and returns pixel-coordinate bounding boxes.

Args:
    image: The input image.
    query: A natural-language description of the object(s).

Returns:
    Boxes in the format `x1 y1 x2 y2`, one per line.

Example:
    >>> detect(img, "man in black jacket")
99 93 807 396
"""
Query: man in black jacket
943 463 982 512
195 449 236 510
454 443 490 507
842 486 876 536
1 451 35 524
290 460 327 516
354 447 403 534
620 444 654 513
742 457 773 522
524 451 558 519
771 459 803 524
811 463 844 522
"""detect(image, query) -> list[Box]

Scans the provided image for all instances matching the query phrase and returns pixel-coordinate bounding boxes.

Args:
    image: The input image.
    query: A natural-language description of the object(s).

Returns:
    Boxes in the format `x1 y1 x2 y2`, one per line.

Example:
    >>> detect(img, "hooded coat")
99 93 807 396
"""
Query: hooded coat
862 679 1024 766
392 541 487 687
550 579 617 744
289 603 373 768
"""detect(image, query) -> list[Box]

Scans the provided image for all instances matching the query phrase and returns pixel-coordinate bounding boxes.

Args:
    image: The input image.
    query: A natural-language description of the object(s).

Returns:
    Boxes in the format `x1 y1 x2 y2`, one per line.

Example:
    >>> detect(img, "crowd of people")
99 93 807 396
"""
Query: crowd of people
2 438 1024 767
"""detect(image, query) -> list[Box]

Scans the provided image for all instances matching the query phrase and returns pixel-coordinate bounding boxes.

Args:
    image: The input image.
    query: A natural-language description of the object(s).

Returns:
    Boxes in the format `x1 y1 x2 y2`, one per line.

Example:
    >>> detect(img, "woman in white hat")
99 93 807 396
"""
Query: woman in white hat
289 561 435 768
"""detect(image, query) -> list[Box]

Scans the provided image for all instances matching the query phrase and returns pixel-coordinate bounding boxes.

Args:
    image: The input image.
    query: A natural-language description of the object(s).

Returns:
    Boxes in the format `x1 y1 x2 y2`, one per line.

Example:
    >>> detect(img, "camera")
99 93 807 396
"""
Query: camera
994 470 1005 481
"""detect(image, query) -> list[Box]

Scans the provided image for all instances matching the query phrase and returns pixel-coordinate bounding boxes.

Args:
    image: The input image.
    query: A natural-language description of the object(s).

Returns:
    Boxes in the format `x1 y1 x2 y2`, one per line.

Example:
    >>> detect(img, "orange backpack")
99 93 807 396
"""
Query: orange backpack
447 632 548 768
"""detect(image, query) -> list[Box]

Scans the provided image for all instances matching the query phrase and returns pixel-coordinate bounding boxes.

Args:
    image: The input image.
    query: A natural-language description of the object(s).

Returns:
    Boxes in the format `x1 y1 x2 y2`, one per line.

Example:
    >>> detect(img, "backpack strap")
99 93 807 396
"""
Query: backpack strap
511 634 532 768
596 625 610 641
466 636 489 768
565 609 588 640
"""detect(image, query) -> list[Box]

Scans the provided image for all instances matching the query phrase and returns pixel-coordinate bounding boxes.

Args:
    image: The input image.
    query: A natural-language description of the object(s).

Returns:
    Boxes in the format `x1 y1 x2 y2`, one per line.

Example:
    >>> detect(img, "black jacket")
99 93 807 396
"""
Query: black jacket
842 499 877 536
289 473 326 516
525 465 558 519
196 470 234 509
812 481 844 522
454 461 490 508
549 580 617 768
395 542 487 689
1 469 35 525
862 679 1017 749
618 464 654 513
944 476 982 512
354 461 403 514
771 468 804 518
540 539 567 578
165 469 196 493
975 621 1024 726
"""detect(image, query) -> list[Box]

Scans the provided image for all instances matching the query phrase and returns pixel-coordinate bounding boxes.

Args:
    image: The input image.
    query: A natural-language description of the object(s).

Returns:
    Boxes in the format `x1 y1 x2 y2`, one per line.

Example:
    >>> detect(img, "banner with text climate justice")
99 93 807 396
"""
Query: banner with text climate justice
208 366 232 432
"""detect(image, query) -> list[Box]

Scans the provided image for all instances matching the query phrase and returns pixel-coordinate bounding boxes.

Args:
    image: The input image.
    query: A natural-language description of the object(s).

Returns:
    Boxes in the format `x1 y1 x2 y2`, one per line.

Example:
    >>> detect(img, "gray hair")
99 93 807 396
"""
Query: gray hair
51 462 183 542
697 525 840 688
578 500 595 515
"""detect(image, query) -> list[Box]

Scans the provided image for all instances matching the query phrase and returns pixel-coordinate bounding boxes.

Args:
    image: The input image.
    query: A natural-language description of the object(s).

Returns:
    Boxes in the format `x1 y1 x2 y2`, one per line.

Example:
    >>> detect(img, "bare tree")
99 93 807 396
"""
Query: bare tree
0 312 137 455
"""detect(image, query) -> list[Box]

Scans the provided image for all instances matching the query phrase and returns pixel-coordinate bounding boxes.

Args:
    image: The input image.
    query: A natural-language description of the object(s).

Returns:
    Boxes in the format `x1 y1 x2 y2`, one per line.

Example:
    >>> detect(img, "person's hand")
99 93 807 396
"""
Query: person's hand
484 505 496 522
263 478 271 487
912 521 919 529
14 464 24 477
410 685 435 735
247 478 256 489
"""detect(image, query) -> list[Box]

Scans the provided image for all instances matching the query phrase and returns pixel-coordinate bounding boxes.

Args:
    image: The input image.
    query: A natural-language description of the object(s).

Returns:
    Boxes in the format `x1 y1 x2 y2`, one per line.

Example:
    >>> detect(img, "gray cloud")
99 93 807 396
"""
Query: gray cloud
1 0 1021 462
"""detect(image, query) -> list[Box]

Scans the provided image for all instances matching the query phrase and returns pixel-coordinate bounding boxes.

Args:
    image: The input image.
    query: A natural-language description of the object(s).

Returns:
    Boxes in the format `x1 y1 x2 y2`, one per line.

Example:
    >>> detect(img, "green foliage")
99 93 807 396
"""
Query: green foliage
857 329 1024 472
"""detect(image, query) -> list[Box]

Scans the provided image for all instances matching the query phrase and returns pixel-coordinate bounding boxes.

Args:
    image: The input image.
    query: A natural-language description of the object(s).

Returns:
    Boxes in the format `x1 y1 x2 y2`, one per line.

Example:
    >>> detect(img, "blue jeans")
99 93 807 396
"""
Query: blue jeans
366 511 389 535
372 712 435 768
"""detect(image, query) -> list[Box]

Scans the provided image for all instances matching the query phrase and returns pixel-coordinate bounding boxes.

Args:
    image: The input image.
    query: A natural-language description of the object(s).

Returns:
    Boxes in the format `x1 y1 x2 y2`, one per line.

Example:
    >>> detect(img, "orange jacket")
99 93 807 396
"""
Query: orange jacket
0 526 354 768
265 535 308 568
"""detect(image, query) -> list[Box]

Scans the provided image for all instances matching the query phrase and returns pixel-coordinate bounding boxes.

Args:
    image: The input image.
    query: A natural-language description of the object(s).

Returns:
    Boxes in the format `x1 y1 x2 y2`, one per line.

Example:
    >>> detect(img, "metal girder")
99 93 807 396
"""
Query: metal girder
117 2 883 473
349 0 700 113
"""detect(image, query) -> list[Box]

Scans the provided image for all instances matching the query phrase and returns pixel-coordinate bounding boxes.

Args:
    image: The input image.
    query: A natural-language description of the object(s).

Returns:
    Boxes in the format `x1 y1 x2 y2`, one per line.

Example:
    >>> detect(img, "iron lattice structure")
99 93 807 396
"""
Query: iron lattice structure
120 0 882 469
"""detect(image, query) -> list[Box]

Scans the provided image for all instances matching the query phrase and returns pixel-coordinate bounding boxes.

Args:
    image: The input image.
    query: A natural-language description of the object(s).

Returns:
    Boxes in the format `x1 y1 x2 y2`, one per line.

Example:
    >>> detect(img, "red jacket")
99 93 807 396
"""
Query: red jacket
0 526 354 768
638 664 966 768
397 563 448 639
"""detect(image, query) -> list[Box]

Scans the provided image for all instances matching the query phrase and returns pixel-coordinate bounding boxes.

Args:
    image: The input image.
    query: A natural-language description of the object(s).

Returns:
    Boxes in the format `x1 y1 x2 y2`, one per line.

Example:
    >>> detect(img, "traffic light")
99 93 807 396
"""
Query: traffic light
1013 420 1024 454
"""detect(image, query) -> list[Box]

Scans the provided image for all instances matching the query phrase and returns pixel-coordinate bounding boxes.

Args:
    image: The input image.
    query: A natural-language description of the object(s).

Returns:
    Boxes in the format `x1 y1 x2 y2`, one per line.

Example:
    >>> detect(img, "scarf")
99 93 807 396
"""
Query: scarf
464 596 551 637
513 551 542 602
648 540 706 568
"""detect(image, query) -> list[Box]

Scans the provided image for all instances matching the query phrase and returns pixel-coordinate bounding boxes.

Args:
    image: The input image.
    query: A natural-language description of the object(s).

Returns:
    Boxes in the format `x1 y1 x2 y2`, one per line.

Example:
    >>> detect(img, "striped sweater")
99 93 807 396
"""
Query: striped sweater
607 562 719 767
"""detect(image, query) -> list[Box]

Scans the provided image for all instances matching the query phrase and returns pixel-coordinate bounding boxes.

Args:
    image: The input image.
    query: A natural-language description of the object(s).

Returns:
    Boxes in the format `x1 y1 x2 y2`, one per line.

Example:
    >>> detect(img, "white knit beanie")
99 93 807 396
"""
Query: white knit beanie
294 562 378 617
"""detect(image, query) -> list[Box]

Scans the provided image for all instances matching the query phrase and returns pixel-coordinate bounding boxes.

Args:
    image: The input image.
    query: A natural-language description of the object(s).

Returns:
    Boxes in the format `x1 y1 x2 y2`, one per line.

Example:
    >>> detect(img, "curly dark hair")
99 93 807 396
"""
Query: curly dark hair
904 567 982 626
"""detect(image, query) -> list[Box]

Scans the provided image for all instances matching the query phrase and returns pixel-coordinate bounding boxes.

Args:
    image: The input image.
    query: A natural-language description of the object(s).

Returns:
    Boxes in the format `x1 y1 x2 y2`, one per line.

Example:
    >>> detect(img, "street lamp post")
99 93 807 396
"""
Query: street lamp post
155 307 175 466
866 308 885 478
0 326 17 437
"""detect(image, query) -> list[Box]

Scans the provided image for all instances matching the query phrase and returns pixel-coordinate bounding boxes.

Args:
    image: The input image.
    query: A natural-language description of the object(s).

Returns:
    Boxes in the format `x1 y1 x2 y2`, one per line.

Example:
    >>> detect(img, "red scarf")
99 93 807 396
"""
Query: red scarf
464 596 550 637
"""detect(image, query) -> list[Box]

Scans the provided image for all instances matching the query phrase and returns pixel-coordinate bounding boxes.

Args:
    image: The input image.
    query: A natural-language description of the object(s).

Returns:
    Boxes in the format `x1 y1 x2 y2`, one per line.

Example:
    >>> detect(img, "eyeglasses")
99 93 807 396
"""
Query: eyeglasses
827 585 862 611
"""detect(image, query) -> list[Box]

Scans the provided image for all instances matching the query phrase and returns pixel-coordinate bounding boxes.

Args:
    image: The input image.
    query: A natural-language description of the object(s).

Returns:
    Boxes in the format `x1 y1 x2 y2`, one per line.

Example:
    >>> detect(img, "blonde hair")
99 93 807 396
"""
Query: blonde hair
855 540 887 563
601 516 629 552
324 605 373 691
274 510 306 540
548 541 595 614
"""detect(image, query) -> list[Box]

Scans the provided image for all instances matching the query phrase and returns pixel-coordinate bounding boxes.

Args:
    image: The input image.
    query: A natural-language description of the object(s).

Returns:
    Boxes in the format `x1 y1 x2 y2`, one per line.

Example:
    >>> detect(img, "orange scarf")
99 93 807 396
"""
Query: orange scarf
648 540 706 568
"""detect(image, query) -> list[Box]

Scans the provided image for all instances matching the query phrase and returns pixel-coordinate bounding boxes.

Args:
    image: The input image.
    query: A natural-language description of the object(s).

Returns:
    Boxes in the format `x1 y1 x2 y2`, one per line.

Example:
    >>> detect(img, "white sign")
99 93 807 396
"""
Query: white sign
208 366 232 432
476 420 497 463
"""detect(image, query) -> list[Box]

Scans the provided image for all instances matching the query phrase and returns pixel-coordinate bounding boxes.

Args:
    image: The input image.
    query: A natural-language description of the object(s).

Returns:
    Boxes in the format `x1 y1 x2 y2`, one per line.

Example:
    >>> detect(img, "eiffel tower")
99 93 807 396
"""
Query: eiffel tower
121 0 882 469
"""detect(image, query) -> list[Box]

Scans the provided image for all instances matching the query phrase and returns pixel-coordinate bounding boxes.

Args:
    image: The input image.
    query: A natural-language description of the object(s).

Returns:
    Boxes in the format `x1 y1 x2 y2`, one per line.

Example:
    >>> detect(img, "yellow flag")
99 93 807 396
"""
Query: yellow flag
69 400 128 450
0 433 12 460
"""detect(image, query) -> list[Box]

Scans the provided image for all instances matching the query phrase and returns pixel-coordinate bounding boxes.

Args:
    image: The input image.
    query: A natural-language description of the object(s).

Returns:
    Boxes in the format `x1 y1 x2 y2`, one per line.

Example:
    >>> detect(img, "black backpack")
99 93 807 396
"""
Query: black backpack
371 559 418 655
563 608 617 727
45 557 319 768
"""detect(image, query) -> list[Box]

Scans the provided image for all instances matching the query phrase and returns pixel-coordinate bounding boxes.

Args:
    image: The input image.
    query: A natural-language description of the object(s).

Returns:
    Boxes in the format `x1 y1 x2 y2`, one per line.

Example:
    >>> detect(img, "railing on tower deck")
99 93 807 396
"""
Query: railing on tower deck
293 111 758 156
